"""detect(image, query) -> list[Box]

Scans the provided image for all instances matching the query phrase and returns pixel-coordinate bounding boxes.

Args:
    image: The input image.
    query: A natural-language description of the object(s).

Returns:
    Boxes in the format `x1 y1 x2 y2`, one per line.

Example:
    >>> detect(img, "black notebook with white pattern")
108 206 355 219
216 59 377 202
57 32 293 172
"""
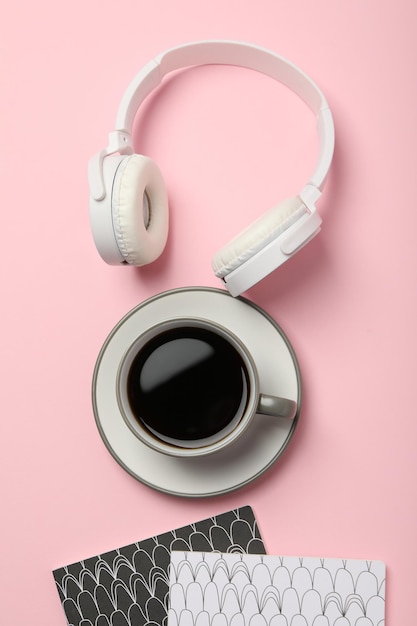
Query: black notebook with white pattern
53 506 265 626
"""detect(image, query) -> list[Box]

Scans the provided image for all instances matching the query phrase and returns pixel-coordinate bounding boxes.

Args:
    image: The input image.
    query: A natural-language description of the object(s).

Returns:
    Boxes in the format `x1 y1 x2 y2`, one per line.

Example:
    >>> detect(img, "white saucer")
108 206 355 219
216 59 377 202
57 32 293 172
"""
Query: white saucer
92 287 301 497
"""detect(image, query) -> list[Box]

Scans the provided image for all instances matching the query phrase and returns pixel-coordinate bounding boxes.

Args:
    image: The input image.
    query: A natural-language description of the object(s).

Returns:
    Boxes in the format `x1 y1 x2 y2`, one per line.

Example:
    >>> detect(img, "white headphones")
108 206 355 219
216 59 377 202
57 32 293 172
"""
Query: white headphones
89 41 334 297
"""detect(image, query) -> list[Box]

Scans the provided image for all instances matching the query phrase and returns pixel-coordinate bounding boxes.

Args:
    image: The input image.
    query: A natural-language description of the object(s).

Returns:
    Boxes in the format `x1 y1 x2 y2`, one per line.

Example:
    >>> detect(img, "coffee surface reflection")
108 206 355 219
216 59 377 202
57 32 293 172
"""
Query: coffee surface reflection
127 327 249 442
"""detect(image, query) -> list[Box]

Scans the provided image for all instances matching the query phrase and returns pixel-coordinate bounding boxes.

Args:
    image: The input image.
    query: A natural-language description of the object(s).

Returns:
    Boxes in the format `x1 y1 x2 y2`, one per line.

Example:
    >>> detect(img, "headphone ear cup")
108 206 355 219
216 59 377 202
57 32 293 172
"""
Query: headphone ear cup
212 196 307 278
112 154 169 265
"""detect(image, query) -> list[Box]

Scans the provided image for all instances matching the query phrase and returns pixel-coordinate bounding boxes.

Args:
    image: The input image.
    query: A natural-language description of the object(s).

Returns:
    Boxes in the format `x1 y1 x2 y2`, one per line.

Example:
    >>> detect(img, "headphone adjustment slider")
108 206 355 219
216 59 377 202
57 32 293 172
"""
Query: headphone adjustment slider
279 185 323 255
89 131 134 202
299 183 321 211
108 130 133 156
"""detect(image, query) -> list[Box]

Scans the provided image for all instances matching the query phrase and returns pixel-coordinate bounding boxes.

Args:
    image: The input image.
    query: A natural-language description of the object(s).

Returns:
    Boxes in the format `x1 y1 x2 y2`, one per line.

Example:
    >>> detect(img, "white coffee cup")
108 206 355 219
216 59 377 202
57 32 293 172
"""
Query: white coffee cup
117 317 297 458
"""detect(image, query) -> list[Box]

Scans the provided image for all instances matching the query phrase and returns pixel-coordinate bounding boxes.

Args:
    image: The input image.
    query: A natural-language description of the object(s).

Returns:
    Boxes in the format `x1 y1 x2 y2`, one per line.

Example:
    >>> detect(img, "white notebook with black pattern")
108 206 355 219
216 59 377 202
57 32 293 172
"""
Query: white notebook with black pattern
168 551 385 626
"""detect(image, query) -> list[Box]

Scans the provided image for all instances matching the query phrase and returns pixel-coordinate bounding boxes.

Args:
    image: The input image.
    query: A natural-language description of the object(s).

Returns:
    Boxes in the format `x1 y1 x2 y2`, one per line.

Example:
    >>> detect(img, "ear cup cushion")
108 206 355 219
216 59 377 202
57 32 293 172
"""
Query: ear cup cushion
112 154 169 265
212 196 307 277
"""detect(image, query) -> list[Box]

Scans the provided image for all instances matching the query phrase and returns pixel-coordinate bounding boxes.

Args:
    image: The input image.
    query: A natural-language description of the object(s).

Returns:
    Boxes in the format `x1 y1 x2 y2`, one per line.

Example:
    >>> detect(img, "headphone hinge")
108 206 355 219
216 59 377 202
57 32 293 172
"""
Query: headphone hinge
108 130 134 155
89 132 134 202
299 184 321 211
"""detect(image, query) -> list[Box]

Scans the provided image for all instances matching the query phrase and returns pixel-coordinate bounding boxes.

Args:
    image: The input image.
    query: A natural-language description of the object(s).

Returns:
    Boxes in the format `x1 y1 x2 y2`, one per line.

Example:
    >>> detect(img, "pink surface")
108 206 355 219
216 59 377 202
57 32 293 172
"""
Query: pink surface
1 1 416 623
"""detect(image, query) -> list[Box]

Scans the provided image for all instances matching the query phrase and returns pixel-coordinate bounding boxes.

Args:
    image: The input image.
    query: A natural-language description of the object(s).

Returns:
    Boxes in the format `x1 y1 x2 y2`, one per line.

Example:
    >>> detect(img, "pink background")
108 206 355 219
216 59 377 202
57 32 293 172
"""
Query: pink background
1 0 416 623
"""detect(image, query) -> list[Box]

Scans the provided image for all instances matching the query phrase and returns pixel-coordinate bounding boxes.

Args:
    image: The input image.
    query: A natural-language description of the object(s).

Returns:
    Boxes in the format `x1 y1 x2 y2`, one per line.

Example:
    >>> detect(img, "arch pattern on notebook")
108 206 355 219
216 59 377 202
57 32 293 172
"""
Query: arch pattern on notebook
168 551 385 626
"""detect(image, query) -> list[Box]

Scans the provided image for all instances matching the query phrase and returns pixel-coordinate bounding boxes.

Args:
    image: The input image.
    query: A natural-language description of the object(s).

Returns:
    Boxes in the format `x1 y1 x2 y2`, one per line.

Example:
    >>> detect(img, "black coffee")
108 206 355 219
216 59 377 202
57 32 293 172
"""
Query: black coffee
127 326 249 442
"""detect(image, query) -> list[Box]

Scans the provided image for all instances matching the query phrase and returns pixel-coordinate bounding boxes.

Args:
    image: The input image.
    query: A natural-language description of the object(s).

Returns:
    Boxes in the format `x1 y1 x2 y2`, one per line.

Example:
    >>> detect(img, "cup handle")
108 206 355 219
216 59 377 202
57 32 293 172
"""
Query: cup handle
258 394 297 420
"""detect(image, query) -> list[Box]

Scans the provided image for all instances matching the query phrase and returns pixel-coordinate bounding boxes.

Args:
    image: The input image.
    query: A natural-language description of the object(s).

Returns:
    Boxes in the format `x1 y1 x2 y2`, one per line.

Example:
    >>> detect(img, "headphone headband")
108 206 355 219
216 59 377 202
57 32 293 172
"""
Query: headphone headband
90 40 334 200
119 41 333 188
118 41 327 124
90 41 334 202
